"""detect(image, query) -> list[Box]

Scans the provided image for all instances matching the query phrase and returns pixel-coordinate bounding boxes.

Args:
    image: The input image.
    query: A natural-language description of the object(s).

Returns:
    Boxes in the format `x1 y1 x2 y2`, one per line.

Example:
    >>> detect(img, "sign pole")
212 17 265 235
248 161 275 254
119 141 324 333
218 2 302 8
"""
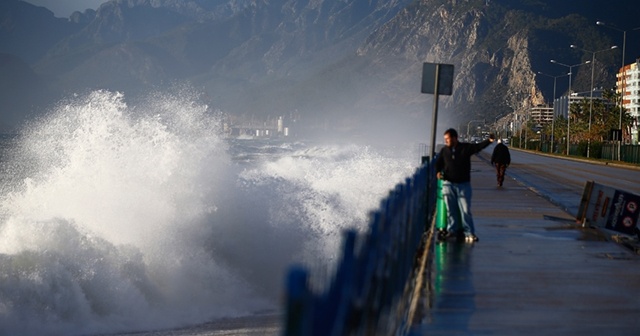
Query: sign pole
430 64 440 159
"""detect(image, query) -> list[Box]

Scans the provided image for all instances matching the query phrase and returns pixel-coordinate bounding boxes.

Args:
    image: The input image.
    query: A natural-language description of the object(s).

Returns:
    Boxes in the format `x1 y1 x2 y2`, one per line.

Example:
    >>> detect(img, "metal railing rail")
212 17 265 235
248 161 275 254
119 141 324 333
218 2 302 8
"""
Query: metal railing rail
283 158 437 336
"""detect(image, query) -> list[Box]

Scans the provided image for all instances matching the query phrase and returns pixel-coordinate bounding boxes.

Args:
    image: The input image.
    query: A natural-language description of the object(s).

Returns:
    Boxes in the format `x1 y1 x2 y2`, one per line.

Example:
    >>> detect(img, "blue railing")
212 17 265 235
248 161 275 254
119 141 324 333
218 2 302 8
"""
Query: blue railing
283 157 438 336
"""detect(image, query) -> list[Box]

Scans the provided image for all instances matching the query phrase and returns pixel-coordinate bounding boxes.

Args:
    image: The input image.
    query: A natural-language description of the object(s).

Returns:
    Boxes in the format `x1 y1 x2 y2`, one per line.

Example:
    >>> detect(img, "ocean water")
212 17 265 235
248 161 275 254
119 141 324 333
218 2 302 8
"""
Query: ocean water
0 90 419 335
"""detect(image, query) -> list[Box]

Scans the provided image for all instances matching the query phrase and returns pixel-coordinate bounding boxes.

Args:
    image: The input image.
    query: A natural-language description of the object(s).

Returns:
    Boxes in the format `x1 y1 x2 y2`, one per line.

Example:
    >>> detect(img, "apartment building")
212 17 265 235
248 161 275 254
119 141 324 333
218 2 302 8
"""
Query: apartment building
617 60 640 144
529 104 554 124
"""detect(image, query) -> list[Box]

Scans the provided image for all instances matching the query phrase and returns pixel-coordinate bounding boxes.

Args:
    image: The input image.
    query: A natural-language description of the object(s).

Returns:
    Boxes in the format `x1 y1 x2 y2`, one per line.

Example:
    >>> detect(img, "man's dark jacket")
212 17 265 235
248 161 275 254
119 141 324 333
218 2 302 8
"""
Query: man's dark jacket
435 139 491 183
491 143 511 165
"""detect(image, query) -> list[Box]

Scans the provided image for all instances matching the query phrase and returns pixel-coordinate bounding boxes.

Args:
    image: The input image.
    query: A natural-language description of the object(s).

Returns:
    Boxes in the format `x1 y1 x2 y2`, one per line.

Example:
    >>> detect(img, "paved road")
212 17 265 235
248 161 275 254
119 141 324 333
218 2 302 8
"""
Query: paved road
478 147 640 217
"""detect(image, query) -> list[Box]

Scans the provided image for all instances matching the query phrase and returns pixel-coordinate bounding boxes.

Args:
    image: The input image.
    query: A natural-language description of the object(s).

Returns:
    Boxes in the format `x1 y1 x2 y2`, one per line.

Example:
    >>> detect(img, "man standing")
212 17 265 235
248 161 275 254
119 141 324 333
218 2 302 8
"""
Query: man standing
491 139 511 187
435 128 494 242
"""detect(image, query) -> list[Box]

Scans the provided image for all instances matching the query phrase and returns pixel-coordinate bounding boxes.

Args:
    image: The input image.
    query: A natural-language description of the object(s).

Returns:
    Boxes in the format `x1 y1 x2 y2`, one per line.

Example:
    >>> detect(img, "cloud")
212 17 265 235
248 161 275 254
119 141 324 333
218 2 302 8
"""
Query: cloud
22 0 106 17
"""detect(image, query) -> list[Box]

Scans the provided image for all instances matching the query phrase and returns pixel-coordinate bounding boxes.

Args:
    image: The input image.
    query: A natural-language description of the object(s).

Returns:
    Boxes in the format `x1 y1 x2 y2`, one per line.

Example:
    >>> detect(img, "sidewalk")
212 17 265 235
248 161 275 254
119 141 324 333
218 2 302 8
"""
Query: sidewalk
416 155 640 335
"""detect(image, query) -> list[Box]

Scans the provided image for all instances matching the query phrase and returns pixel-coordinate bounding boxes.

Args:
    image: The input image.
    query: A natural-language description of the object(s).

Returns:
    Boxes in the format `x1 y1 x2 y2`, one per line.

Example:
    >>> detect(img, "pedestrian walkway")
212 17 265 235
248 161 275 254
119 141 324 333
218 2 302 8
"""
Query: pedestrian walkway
416 155 640 335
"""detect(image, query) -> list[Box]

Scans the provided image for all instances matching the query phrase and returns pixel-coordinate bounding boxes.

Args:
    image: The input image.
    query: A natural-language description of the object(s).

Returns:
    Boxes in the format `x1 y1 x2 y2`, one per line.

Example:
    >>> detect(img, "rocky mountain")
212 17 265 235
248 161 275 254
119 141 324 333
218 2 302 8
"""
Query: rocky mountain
357 0 637 124
1 0 638 136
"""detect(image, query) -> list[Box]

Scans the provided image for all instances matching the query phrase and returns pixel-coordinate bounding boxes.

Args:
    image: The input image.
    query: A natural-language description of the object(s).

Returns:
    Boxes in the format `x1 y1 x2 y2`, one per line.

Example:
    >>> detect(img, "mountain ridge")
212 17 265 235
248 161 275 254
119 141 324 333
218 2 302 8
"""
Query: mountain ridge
1 0 638 136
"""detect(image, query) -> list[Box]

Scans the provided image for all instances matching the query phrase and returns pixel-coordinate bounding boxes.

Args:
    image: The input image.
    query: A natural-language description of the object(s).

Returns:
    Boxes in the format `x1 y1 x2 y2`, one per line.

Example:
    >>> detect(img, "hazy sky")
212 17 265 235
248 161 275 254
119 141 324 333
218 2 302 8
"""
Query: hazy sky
23 0 107 17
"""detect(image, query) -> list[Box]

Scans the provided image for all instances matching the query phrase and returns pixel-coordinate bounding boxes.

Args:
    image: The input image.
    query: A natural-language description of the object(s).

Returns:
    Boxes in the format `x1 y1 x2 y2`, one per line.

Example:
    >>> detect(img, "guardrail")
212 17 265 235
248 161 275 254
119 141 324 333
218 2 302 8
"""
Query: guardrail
283 157 437 336
534 142 640 164
620 144 640 164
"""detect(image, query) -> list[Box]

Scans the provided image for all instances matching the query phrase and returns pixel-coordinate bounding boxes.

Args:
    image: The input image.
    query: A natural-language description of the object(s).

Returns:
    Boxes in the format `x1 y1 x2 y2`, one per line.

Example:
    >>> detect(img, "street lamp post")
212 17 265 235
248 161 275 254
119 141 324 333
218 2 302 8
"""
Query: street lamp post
596 22 640 159
537 71 570 153
523 113 527 149
550 59 591 155
570 44 618 158
467 119 485 140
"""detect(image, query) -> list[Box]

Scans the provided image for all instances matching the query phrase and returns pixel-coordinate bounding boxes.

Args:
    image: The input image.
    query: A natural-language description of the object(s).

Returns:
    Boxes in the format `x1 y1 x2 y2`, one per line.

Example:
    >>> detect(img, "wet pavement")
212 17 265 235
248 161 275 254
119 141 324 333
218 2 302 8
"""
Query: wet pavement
416 154 640 335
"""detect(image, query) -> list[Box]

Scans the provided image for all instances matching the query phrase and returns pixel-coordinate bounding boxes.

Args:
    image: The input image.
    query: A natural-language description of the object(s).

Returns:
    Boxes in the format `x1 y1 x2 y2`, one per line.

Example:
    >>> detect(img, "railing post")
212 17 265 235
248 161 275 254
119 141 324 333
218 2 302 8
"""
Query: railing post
422 156 431 232
284 266 311 336
328 230 357 336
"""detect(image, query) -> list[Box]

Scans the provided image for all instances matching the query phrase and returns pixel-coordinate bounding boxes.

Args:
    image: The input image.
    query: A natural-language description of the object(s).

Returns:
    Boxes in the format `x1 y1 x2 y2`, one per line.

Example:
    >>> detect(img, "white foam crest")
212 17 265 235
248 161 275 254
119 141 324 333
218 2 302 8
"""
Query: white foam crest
0 90 269 335
3 90 227 248
239 144 416 263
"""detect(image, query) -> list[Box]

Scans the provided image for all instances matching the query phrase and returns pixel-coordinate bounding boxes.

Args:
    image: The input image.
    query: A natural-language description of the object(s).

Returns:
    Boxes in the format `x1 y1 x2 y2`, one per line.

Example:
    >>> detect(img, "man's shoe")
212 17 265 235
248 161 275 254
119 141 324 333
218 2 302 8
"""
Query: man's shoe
465 234 479 243
437 229 448 241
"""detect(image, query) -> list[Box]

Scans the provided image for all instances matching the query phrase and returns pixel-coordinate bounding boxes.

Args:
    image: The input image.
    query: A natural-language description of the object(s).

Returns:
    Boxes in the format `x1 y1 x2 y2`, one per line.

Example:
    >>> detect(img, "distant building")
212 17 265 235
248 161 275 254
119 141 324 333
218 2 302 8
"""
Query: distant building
225 114 293 139
553 89 608 120
529 104 554 124
617 60 640 144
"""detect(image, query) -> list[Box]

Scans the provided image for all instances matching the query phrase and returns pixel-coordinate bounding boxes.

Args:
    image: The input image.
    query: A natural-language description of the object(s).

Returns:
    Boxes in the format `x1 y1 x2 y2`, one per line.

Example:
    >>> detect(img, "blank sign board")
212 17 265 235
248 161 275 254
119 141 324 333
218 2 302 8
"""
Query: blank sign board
421 63 454 95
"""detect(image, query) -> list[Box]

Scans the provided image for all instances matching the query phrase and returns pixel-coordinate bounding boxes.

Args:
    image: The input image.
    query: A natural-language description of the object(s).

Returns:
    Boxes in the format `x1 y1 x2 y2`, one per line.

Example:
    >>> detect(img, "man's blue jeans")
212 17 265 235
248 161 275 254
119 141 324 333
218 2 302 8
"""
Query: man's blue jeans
442 181 475 235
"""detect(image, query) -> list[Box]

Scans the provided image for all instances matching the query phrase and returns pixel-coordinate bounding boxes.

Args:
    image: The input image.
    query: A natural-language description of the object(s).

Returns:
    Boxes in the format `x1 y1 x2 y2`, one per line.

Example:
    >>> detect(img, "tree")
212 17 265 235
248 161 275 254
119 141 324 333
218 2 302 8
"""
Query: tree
602 88 635 142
